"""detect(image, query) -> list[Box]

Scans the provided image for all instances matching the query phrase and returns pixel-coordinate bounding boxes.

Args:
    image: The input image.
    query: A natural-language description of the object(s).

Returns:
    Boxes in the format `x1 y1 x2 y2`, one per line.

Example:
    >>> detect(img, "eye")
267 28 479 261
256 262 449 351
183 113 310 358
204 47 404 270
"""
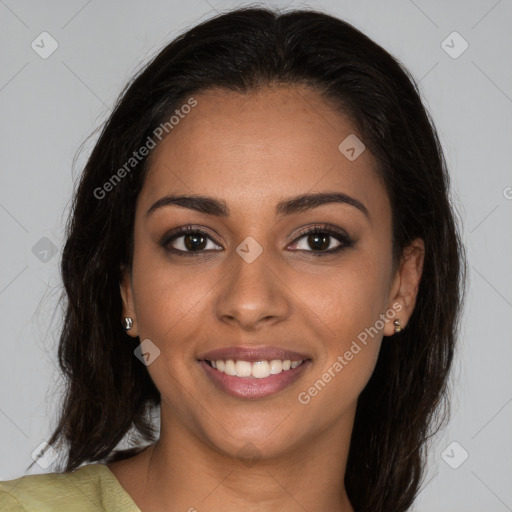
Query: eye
160 226 222 255
288 225 355 255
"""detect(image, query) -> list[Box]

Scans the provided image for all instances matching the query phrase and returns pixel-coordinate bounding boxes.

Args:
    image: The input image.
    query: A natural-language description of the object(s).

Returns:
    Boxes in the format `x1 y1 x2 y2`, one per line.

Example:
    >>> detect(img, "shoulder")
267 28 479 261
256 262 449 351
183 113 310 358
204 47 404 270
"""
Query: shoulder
0 463 140 511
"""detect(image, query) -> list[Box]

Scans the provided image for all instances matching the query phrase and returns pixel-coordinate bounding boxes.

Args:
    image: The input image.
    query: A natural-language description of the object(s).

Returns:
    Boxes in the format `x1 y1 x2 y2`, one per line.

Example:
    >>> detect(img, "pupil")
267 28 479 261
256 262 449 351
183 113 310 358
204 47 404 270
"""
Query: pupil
308 234 329 251
185 233 206 251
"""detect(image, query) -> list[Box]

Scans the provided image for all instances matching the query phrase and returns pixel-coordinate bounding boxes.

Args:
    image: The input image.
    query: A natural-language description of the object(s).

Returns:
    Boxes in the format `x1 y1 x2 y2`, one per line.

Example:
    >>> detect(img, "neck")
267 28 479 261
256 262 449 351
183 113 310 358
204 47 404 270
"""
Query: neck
135 407 356 512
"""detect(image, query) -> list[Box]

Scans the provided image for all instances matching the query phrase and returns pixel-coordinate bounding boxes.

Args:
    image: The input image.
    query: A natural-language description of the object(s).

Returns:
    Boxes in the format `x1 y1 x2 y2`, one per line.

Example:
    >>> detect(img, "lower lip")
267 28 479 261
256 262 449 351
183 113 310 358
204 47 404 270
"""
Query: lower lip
198 360 312 399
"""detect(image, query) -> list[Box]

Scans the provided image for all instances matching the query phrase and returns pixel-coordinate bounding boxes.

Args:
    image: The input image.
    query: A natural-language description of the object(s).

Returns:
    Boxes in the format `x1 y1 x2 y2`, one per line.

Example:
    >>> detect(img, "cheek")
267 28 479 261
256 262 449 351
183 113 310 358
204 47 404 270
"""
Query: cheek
132 219 221 305
132 266 212 342
129 257 211 404
288 275 389 434
128 236 213 350
296 255 391 396
300 256 392 342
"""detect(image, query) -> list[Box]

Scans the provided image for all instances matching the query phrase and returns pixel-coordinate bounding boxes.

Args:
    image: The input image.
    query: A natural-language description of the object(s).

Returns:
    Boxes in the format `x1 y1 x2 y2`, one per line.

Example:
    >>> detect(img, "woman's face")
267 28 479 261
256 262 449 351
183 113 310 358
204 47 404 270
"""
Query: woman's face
121 85 423 460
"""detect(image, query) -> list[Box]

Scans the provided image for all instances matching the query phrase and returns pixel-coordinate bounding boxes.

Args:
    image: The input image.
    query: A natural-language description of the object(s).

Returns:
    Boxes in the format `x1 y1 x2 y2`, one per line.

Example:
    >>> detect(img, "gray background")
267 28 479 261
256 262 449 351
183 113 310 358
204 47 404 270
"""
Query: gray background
1 0 511 510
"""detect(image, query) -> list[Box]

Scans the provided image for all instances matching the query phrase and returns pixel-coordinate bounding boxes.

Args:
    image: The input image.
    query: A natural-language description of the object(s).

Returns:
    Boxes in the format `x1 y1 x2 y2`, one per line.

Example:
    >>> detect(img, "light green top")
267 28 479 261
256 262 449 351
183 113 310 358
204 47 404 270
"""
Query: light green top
0 463 141 511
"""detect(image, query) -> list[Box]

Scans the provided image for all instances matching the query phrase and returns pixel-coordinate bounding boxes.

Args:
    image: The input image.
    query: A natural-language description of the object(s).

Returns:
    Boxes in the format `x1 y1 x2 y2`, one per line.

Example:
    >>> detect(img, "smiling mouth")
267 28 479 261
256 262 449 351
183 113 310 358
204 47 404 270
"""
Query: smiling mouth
203 358 307 379
197 345 312 398
199 357 312 399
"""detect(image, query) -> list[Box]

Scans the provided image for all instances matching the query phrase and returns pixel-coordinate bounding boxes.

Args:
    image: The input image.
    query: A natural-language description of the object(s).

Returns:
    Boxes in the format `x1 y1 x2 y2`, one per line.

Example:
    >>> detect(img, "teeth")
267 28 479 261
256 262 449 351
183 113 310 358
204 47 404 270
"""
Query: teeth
235 360 252 377
225 359 236 375
252 361 270 378
209 359 304 378
269 359 282 374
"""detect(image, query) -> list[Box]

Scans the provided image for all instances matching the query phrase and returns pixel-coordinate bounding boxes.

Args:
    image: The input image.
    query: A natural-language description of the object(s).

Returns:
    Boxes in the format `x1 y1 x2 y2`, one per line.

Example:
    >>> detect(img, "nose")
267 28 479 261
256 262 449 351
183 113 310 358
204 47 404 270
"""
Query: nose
214 246 291 331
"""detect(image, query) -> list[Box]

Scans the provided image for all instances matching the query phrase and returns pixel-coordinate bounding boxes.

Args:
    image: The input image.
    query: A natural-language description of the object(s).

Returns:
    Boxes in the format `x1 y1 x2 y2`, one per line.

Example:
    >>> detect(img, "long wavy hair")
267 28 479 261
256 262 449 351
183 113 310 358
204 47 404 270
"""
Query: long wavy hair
29 6 466 512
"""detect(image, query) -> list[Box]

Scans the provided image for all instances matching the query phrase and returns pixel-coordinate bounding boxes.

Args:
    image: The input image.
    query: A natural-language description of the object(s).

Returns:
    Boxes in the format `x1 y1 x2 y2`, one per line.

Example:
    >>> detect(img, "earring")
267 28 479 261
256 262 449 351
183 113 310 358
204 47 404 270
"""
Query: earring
123 317 133 331
393 319 402 333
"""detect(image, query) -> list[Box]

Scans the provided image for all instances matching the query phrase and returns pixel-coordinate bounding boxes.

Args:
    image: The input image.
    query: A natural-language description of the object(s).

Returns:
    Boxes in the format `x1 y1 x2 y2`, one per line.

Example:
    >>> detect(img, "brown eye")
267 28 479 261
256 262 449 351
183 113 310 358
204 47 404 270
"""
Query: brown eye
161 227 222 255
182 232 207 251
304 233 335 251
289 225 355 255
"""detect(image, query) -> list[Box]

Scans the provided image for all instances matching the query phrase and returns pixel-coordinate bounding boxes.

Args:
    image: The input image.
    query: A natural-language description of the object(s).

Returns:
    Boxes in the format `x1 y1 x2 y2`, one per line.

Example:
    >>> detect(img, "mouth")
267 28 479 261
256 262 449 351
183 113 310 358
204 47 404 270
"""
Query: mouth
197 346 312 399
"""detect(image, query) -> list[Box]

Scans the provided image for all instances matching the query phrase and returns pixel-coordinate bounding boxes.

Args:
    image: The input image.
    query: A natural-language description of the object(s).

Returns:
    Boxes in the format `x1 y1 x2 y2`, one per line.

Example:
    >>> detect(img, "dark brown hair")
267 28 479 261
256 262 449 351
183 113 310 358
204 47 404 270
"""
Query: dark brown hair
29 7 466 511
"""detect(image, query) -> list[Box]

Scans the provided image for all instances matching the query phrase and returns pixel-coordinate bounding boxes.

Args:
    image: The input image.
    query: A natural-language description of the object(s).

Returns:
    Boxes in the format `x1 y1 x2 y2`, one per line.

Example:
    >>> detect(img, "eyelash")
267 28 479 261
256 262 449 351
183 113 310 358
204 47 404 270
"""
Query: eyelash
159 224 355 257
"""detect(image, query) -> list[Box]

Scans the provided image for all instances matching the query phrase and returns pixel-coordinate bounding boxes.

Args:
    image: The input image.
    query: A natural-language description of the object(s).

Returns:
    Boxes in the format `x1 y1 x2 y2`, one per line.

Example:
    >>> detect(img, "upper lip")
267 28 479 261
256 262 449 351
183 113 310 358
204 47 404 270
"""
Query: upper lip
199 345 311 362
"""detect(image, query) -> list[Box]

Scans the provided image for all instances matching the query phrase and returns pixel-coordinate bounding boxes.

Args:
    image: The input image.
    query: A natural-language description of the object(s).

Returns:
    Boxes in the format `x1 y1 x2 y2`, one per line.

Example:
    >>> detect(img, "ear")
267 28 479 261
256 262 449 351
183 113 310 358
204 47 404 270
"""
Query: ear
383 238 425 336
120 264 139 337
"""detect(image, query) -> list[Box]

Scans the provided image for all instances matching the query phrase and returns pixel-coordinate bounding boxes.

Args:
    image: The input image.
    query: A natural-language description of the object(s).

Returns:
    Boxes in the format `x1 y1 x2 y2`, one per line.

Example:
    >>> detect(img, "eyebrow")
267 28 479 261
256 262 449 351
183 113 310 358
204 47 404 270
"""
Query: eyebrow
146 191 370 220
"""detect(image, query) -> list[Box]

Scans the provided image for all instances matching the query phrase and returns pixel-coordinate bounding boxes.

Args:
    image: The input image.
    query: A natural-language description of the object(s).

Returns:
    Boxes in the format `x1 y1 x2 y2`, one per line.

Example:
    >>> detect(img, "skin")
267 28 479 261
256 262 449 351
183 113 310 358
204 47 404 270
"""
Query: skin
108 85 424 512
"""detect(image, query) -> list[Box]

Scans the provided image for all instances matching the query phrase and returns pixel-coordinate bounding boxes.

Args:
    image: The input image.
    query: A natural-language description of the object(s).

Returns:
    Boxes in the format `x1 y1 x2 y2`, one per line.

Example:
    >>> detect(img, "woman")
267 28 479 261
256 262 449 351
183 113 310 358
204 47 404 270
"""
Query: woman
0 6 465 512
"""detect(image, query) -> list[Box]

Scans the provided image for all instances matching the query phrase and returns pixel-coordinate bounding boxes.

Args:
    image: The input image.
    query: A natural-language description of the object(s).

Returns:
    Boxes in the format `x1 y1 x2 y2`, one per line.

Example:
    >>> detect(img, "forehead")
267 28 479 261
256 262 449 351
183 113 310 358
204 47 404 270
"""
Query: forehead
140 86 388 221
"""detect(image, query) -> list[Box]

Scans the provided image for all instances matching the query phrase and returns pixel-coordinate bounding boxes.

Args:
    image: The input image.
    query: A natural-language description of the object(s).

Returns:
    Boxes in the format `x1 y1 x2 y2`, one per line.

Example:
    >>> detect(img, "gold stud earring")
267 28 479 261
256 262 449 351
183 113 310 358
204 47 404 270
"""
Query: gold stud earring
393 319 402 333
